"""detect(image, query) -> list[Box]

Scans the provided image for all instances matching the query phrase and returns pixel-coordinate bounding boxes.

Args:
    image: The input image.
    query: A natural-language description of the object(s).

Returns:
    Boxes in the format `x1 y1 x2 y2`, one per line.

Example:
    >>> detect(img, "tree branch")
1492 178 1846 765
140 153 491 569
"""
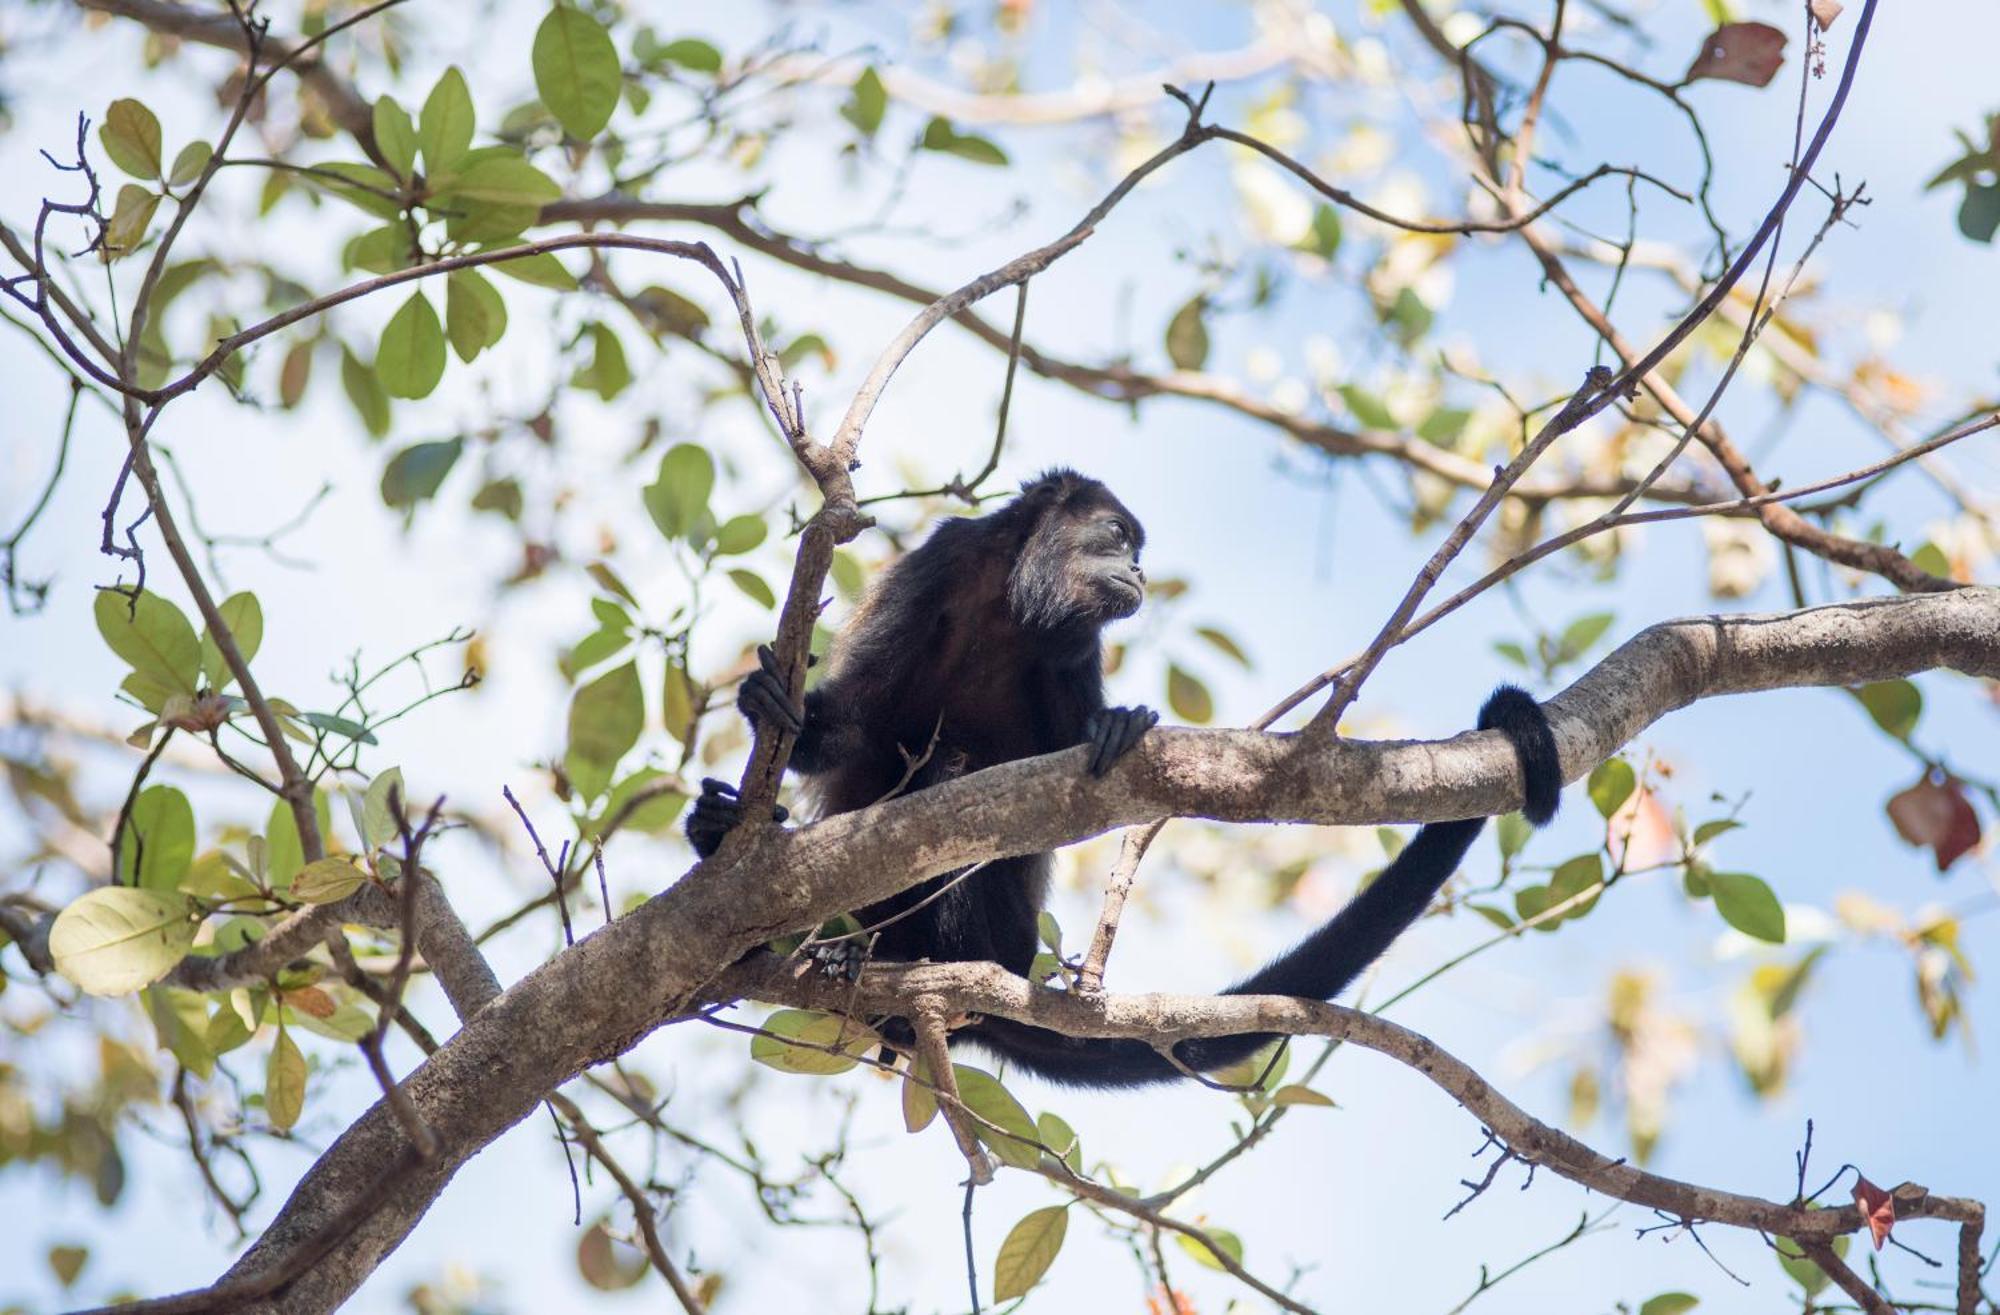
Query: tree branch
120 587 1998 1313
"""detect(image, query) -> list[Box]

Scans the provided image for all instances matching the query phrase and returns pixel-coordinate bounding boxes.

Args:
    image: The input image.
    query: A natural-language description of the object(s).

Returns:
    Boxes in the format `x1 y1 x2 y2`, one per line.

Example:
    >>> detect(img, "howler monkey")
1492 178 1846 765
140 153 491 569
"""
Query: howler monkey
689 469 1562 1089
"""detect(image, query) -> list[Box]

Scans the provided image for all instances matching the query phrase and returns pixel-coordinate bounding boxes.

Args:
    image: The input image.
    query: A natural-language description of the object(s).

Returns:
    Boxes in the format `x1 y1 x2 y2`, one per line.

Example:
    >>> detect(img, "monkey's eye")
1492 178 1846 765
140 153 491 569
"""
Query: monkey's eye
1106 520 1129 547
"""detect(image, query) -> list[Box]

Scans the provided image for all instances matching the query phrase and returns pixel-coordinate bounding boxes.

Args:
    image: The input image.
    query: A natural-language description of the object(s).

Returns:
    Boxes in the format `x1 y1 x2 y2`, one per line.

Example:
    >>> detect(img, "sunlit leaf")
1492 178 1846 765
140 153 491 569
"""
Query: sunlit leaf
95 588 200 697
419 66 476 174
100 98 163 178
50 887 193 995
265 1022 306 1132
749 1009 879 1075
198 591 263 692
372 96 418 178
118 785 195 891
1588 758 1636 819
1711 872 1785 943
993 1206 1068 1301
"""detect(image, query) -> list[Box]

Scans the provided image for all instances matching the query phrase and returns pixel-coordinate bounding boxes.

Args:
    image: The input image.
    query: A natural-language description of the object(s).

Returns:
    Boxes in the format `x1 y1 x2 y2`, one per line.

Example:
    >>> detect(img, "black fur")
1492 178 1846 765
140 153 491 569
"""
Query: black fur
689 470 1563 1089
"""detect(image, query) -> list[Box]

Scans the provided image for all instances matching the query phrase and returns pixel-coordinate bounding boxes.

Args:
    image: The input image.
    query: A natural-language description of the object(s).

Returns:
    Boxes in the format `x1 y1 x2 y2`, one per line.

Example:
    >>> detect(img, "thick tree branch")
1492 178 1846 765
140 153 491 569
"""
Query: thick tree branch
129 588 1998 1313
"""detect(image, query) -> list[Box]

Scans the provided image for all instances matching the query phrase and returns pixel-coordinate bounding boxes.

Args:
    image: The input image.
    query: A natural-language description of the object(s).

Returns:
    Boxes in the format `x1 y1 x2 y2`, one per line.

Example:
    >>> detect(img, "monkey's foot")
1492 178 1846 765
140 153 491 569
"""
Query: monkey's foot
806 940 867 983
1082 705 1159 777
684 778 789 858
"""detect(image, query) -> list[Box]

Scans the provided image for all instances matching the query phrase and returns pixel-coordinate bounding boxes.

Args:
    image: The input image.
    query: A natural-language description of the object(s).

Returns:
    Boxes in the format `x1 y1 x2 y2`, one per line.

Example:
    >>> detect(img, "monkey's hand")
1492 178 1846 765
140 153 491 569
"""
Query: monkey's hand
685 777 790 859
1082 705 1159 777
737 643 806 735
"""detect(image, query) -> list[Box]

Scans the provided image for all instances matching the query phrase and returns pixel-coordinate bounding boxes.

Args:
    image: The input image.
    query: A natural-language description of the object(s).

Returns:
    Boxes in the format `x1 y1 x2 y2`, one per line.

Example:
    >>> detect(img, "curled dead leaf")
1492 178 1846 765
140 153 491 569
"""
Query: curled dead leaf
1809 0 1843 29
1685 22 1787 87
1885 772 1982 872
1852 1175 1895 1249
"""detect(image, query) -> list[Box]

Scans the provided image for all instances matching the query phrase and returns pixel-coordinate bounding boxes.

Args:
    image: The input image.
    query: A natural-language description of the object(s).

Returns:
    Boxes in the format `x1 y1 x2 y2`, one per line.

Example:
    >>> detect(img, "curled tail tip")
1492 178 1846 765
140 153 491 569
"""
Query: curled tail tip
1478 684 1562 827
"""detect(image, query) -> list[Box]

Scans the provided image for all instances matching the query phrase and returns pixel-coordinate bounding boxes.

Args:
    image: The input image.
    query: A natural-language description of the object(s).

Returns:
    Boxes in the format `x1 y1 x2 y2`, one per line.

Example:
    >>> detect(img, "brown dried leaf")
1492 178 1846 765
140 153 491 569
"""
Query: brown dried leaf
1809 0 1843 29
1685 22 1787 87
1886 773 1982 872
281 986 336 1019
1852 1175 1895 1249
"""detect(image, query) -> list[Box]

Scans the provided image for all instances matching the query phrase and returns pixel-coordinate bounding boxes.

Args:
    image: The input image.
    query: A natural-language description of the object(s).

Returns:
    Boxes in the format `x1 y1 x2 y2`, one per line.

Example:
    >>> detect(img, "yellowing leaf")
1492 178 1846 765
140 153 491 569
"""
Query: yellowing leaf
50 887 193 995
993 1205 1068 1301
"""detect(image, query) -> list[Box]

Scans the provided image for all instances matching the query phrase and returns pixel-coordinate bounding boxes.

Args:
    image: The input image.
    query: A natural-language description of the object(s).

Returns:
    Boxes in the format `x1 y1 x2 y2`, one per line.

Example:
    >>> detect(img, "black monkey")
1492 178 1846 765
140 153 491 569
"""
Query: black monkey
689 469 1561 1089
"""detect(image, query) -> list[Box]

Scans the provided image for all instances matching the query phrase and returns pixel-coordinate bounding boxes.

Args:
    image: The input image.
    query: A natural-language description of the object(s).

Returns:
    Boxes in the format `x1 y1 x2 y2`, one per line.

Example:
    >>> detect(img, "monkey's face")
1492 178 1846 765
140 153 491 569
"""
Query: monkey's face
1073 510 1146 621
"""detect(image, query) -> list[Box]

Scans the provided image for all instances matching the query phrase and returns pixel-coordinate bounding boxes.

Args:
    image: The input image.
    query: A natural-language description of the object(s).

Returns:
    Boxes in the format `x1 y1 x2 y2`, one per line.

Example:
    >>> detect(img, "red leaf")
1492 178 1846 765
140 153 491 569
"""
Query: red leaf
1809 0 1843 29
1685 23 1787 87
1852 1175 1895 1250
1886 772 1982 872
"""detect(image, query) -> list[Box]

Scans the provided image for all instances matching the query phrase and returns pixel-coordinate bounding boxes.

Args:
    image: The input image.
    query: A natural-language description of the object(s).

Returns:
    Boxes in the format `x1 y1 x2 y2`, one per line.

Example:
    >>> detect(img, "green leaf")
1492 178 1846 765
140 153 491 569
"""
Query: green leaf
1166 663 1213 724
287 1000 374 1043
49 887 193 995
1194 625 1251 668
1176 1227 1244 1272
1711 872 1785 943
362 767 406 852
660 37 722 72
292 858 366 905
198 591 263 692
485 249 578 289
992 1206 1068 1301
749 1009 878 1075
1270 1083 1336 1107
445 269 508 362
1470 902 1515 930
103 183 159 257
166 140 213 188
95 588 200 696
376 292 447 400
1036 910 1062 953
953 1065 1040 1169
728 569 776 609
1417 407 1472 445
1909 541 1952 579
181 850 259 901
1855 679 1922 740
1587 758 1636 819
1512 883 1559 930
1035 1110 1082 1172
1211 1039 1288 1089
1493 640 1529 667
1494 810 1532 858
419 66 476 174
1165 296 1210 370
341 346 392 437
142 987 210 1079
307 161 403 219
713 514 767 556
1777 1233 1848 1297
372 96 419 178
565 660 644 800
642 443 716 540
571 322 632 400
439 155 563 207
471 478 524 520
1693 818 1742 846
534 5 623 140
118 785 195 891
1548 853 1604 918
587 768 686 839
47 1244 89 1288
1556 611 1615 664
1639 1294 1700 1315
380 437 464 508
100 98 163 178
1338 384 1396 430
1301 202 1342 258
902 1056 939 1132
843 66 887 135
265 798 303 889
1959 182 2000 244
265 1022 306 1132
919 116 1008 166
301 711 376 745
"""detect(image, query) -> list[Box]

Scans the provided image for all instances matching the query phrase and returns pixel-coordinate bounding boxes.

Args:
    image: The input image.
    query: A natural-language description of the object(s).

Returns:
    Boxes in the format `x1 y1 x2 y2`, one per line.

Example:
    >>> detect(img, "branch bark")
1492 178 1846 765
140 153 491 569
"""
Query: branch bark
129 587 1997 1312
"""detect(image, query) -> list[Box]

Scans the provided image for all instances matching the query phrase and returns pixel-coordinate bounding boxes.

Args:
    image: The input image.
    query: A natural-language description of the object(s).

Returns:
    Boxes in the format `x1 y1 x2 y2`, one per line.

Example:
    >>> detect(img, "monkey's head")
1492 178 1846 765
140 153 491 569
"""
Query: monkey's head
1003 469 1147 632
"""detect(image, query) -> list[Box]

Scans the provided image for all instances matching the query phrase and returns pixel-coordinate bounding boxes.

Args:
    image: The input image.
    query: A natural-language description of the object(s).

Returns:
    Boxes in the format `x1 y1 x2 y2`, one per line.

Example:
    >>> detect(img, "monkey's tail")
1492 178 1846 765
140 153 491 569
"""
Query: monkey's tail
961 685 1561 1090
